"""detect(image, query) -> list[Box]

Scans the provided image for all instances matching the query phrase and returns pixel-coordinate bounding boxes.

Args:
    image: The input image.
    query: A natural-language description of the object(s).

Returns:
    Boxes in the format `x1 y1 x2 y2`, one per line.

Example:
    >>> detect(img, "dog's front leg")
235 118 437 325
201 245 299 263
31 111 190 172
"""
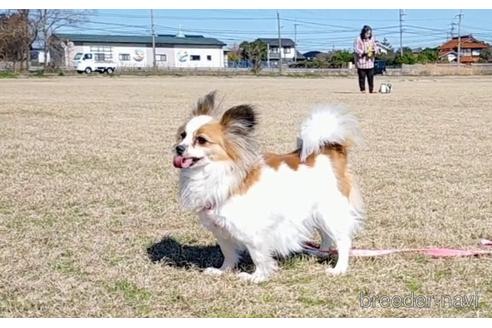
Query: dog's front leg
238 245 278 283
203 236 240 276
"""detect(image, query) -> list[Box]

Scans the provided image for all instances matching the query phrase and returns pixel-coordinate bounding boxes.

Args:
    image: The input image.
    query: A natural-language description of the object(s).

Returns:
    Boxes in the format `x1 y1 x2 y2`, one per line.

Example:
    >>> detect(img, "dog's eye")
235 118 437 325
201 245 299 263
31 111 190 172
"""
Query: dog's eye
180 132 186 139
196 136 207 145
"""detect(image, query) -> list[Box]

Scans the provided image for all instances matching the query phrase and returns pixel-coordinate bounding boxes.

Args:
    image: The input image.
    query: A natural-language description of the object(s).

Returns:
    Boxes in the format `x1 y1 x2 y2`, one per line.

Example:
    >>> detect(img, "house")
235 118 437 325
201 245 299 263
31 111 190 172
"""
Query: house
294 50 305 61
439 35 489 64
51 33 226 69
375 41 392 55
30 48 50 66
255 38 296 66
303 51 323 61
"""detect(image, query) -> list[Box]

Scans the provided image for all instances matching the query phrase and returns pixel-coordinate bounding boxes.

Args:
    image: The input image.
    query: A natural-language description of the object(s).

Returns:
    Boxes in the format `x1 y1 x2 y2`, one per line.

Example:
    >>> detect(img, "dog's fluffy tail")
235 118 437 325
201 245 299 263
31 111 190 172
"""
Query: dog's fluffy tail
299 106 361 162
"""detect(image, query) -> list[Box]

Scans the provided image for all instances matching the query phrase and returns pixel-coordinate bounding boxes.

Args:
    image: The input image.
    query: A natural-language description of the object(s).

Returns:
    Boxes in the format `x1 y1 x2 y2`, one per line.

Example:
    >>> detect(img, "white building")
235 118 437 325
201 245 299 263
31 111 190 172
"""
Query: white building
52 33 226 69
256 38 297 66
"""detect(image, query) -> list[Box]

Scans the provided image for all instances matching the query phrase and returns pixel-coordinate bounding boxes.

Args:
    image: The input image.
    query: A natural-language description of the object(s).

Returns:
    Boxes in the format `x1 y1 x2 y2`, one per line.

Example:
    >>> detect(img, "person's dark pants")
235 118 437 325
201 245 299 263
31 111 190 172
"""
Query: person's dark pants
357 68 374 93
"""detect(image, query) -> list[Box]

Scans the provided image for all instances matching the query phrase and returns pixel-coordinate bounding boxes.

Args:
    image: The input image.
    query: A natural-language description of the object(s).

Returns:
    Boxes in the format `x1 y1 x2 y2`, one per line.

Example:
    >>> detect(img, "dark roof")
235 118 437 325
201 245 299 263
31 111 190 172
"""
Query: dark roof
256 38 296 47
303 51 323 59
53 33 225 47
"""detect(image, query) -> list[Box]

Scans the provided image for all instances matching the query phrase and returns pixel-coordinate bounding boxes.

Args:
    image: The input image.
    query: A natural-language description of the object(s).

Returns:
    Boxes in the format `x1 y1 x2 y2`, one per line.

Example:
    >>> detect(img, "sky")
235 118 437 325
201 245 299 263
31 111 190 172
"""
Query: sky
59 9 492 53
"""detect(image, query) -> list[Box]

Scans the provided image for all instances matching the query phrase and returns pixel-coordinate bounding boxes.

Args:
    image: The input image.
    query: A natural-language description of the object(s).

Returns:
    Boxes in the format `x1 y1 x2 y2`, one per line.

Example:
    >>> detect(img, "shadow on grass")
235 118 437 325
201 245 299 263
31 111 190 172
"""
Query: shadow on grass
147 236 223 269
147 236 337 272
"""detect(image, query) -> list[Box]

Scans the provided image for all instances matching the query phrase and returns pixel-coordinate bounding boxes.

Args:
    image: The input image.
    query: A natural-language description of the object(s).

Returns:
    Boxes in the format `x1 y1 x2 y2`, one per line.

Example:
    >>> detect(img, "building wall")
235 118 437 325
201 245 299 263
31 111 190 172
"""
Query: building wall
30 50 50 64
62 42 224 69
173 47 224 68
268 46 296 61
148 48 176 68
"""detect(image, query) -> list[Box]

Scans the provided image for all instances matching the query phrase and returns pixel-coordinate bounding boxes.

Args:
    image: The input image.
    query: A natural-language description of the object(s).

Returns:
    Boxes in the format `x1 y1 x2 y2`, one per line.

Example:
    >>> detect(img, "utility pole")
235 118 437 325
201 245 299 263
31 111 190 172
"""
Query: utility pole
150 9 156 70
294 23 299 62
267 43 270 68
399 9 406 57
457 10 463 65
277 11 282 74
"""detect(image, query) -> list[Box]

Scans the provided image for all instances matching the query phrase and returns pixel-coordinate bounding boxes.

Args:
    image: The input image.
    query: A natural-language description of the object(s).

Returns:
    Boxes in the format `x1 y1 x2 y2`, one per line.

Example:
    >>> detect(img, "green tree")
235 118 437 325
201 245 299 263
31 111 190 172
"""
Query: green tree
328 50 353 68
239 40 267 74
227 43 241 65
479 47 492 62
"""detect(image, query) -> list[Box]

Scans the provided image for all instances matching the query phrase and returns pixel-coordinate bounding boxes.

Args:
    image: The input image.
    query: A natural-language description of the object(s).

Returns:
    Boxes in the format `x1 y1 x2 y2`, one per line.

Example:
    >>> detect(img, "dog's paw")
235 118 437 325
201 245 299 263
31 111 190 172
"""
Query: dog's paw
326 266 347 276
237 272 269 283
203 267 225 276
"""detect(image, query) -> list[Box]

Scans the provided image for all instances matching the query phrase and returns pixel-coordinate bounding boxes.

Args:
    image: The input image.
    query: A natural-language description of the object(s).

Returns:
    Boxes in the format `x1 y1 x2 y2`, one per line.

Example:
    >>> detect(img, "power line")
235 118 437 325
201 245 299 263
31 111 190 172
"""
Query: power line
52 10 490 54
89 11 276 21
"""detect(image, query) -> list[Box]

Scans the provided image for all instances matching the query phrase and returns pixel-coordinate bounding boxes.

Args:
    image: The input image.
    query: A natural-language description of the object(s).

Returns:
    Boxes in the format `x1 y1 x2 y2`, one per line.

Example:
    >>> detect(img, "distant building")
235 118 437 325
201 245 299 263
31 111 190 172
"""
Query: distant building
255 38 296 66
439 35 489 64
51 33 226 69
30 48 50 66
303 51 324 60
375 41 392 54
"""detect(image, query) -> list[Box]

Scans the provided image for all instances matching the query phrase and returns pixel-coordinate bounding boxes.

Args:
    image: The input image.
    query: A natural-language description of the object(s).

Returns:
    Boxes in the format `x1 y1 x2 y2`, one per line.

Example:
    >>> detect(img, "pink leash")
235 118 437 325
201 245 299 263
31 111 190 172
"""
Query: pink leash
302 239 492 258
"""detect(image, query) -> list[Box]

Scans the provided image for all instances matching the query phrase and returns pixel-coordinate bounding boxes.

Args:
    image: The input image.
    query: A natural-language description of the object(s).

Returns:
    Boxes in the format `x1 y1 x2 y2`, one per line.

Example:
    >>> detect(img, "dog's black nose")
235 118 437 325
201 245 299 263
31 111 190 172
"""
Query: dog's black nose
175 145 186 155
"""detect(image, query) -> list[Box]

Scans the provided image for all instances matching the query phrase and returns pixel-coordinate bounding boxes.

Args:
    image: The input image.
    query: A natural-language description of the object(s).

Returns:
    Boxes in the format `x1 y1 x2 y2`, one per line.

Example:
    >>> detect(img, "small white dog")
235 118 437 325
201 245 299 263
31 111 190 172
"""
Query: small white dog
173 92 364 283
379 82 392 94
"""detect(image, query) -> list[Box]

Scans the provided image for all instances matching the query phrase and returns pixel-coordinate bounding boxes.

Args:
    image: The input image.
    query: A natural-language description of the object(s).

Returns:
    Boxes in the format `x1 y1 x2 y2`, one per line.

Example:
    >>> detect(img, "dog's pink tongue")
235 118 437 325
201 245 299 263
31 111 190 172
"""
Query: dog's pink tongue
173 156 193 169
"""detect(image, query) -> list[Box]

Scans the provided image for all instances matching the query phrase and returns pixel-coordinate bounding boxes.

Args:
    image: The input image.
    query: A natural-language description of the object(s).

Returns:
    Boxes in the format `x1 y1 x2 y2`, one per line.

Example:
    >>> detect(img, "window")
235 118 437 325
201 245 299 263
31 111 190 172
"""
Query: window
156 54 167 61
119 53 130 61
207 55 212 61
271 47 279 53
190 55 201 61
284 47 292 54
74 53 83 60
83 53 92 60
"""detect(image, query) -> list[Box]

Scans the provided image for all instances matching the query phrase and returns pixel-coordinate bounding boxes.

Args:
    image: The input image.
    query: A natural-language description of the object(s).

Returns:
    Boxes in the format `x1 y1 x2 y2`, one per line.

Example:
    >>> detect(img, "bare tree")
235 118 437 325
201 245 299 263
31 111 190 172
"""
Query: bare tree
33 10 90 68
0 10 31 71
19 10 42 71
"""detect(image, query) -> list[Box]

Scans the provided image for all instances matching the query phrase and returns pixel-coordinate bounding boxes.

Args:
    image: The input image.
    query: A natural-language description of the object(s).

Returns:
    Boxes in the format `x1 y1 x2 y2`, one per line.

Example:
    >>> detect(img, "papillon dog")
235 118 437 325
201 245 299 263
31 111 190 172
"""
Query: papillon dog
173 91 364 283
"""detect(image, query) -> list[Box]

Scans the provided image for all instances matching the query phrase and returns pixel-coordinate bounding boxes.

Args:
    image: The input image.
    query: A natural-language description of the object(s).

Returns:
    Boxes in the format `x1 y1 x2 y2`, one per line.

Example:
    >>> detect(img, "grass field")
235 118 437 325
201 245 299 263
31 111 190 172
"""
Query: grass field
0 75 491 317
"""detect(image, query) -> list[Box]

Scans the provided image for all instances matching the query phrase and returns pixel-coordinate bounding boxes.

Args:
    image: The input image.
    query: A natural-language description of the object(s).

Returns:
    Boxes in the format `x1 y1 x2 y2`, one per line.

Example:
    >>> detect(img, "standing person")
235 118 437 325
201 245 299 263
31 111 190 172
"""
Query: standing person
354 25 379 93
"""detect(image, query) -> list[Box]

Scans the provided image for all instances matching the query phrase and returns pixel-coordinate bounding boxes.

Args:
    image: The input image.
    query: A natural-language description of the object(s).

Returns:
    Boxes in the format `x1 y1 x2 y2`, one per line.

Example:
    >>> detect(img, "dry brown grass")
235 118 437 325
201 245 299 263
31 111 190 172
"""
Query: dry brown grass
0 75 491 317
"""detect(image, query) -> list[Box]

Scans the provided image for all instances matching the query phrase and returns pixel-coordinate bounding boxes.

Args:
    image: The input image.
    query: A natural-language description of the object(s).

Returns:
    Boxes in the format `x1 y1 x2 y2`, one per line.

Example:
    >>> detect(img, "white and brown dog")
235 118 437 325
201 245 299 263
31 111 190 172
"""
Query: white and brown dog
173 92 364 283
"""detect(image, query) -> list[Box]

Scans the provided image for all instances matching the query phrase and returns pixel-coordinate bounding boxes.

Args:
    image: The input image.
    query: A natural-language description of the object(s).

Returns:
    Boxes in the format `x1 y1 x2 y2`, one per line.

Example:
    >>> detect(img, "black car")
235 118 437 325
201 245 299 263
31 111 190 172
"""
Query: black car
374 60 387 75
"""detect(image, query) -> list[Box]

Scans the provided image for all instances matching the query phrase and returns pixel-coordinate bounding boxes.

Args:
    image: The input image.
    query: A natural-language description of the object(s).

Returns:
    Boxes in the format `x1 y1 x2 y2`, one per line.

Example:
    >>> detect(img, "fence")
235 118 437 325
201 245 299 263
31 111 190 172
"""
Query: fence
3 61 492 77
389 63 492 76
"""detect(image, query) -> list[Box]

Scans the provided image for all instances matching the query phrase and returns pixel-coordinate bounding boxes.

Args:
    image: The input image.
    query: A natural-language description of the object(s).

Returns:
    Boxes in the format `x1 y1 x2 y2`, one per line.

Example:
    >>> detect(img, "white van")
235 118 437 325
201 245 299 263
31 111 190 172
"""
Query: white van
75 53 117 74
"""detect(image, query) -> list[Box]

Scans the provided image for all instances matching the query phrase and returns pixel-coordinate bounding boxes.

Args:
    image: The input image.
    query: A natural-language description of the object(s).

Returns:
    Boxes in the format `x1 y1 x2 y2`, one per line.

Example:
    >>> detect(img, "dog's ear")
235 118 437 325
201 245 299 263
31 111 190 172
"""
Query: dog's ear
193 91 216 116
220 105 257 135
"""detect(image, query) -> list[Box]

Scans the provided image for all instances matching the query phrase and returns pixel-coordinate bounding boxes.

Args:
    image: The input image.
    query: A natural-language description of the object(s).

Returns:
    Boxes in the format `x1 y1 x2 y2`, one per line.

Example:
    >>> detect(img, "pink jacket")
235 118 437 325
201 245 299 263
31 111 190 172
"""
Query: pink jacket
354 36 379 69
